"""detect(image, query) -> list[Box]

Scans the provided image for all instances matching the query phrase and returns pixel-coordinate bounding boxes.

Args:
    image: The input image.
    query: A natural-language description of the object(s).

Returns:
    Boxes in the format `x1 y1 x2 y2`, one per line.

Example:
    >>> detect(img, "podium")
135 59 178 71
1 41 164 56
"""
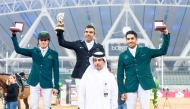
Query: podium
154 20 166 31
10 22 24 32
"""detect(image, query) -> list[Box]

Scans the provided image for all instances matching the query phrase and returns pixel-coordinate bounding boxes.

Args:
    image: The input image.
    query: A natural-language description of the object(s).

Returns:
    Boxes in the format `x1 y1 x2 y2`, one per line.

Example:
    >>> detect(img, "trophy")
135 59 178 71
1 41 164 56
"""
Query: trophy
55 13 64 32
10 22 24 32
154 20 166 31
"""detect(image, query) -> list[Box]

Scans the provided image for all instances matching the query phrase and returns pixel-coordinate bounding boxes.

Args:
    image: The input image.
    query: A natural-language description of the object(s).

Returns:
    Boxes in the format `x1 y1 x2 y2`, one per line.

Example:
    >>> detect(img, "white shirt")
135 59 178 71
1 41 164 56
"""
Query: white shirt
85 40 94 51
128 45 137 57
39 47 48 57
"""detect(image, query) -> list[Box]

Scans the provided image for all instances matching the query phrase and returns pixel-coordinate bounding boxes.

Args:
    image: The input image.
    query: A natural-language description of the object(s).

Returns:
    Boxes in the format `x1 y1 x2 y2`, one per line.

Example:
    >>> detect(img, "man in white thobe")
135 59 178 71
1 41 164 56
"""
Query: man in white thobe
78 51 118 109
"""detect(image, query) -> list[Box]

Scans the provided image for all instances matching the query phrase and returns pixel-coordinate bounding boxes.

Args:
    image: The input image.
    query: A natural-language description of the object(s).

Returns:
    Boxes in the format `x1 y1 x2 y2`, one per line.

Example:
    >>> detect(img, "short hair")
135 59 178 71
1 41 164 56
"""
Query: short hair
85 25 95 32
125 30 137 38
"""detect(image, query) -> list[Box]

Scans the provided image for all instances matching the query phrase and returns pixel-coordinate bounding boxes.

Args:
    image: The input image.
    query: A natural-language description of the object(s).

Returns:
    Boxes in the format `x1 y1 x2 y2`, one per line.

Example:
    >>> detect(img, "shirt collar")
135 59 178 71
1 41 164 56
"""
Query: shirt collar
85 40 94 45
39 46 48 52
128 45 137 52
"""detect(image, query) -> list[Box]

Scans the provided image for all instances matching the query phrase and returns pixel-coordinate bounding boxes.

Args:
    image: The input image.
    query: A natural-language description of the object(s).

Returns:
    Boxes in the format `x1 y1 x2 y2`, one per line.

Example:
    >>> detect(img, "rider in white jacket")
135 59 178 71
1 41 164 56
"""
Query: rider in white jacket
78 51 118 109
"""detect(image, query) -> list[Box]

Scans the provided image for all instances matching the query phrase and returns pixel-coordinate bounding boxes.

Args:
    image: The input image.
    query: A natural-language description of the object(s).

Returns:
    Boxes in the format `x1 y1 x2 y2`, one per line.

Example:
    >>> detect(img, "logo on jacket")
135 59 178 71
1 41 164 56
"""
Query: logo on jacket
48 55 52 59
80 47 83 49
124 55 128 59
141 54 146 57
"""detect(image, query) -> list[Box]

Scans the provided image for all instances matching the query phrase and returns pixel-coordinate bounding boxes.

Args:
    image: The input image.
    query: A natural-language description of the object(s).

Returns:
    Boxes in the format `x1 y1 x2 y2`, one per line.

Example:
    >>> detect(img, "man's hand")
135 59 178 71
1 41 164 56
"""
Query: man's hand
121 93 127 100
10 30 16 34
52 89 58 95
160 28 168 35
56 22 64 27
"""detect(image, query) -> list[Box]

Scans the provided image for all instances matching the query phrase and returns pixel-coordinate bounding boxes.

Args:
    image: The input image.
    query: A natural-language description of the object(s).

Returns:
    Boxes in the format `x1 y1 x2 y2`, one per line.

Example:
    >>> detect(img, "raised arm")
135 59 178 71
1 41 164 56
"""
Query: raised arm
150 28 170 58
11 34 32 57
56 31 77 50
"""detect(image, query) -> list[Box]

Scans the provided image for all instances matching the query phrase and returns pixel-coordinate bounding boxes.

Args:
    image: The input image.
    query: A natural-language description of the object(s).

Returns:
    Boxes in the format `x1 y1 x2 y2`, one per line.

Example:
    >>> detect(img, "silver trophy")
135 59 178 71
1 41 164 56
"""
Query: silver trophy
55 13 64 31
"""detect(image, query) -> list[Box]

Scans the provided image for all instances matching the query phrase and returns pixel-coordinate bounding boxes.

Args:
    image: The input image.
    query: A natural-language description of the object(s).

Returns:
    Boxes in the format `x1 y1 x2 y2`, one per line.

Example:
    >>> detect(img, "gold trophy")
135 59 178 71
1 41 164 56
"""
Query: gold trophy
55 13 64 31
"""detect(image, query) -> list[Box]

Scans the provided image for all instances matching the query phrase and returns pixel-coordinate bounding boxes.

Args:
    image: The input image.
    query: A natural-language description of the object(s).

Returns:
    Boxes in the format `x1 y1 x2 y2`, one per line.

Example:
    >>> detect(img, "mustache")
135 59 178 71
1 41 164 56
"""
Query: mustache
95 64 100 66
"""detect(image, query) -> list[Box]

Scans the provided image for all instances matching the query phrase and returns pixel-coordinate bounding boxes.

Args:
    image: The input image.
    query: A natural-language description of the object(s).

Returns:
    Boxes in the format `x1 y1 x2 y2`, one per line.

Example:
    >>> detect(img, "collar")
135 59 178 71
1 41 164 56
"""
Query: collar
128 45 137 52
85 40 94 45
81 40 97 44
39 46 48 52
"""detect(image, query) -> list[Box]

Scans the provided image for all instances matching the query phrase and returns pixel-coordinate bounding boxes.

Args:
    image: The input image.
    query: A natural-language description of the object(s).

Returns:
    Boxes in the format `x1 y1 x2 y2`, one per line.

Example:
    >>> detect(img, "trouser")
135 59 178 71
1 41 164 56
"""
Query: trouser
30 83 52 109
7 101 18 109
75 79 81 109
118 104 127 109
126 84 150 109
75 79 81 96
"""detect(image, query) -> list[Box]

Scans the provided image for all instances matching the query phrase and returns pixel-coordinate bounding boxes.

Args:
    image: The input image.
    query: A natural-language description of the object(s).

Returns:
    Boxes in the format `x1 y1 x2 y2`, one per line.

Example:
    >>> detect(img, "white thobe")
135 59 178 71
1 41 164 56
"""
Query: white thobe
78 68 118 109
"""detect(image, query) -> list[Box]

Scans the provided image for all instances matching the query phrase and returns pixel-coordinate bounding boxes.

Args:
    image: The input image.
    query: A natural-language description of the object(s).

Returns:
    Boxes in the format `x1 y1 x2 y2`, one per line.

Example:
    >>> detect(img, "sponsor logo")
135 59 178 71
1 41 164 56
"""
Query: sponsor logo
110 45 127 52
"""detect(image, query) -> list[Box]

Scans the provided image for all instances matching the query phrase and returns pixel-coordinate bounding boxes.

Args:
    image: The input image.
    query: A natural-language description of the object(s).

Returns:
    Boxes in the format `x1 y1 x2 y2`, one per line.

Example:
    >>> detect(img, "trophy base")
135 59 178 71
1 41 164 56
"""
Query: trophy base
154 26 166 31
55 27 64 32
10 27 22 32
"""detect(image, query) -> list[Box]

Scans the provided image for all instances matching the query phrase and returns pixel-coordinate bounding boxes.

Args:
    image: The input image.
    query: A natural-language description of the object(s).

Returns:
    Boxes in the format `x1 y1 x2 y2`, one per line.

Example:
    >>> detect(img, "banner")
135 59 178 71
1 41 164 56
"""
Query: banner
157 91 190 98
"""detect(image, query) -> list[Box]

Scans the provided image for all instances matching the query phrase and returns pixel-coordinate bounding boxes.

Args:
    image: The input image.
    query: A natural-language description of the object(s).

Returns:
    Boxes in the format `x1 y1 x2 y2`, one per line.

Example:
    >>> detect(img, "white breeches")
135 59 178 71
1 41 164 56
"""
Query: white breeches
30 83 52 109
126 84 150 109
